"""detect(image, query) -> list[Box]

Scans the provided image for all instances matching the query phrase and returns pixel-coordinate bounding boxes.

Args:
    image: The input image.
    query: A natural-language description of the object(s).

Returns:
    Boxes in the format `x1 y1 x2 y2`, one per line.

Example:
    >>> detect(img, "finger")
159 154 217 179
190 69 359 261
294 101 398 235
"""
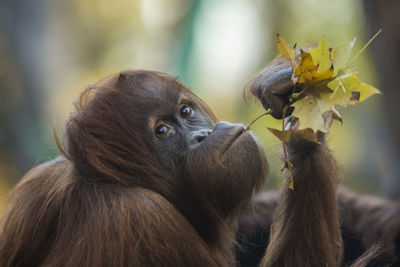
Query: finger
270 103 294 120
270 95 285 119
260 67 293 96
249 56 292 99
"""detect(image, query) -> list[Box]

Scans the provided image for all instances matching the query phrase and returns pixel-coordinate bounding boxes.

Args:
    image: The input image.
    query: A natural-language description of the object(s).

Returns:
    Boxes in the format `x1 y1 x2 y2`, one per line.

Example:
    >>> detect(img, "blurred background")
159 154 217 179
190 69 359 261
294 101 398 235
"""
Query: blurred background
0 0 399 207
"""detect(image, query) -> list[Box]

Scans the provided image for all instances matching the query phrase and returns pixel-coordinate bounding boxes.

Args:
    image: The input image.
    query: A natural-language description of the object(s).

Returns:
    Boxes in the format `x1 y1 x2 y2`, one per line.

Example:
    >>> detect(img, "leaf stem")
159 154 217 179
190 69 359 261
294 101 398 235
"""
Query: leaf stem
289 76 337 103
245 109 272 130
281 106 294 190
346 29 382 68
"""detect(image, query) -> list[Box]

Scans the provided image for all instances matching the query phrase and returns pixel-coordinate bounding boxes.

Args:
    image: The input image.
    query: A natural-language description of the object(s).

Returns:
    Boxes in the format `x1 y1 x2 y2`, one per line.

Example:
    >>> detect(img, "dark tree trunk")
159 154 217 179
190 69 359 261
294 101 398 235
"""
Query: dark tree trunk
362 0 400 198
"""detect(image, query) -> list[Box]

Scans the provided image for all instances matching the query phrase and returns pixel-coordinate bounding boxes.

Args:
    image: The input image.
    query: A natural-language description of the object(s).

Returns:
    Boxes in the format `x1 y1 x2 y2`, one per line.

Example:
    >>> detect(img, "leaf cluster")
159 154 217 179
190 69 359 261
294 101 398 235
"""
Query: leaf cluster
269 34 381 143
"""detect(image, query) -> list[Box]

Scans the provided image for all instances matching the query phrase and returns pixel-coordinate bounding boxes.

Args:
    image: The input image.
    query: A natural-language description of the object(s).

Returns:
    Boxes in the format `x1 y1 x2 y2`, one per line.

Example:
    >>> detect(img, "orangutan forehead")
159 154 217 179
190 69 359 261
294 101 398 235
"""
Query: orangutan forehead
137 74 182 102
89 69 210 119
98 70 185 102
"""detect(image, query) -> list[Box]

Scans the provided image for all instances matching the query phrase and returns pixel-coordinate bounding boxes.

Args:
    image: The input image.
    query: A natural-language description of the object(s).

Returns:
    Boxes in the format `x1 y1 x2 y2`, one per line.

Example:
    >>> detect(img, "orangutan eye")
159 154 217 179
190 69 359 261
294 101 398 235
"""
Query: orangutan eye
155 124 171 138
180 105 193 119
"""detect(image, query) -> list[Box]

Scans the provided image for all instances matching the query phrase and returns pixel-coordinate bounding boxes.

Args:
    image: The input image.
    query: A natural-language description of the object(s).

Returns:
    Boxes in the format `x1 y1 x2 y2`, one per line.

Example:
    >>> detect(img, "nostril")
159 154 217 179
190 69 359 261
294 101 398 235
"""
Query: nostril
191 129 211 145
196 135 207 143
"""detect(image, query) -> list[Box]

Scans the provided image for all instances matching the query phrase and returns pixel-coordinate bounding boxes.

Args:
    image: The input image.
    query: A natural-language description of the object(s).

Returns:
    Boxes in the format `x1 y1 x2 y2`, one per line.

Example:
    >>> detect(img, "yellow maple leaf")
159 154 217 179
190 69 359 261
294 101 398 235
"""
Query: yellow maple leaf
356 82 381 103
293 50 334 96
292 96 332 133
327 72 381 106
309 37 332 72
267 127 292 142
268 122 320 144
294 50 317 83
294 50 335 85
321 83 349 107
276 34 297 71
331 38 355 74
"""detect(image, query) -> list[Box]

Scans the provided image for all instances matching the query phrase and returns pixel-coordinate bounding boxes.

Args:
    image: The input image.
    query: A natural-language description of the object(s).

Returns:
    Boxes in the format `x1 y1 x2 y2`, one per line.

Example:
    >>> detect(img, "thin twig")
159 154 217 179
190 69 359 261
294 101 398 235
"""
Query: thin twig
281 106 294 190
346 29 382 68
245 109 272 130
